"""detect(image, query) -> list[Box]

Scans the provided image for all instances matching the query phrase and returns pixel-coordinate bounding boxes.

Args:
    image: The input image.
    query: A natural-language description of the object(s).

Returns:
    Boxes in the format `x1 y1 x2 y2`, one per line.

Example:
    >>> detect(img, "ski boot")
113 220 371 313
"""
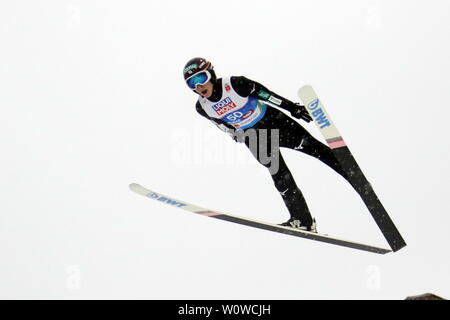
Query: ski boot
279 217 317 233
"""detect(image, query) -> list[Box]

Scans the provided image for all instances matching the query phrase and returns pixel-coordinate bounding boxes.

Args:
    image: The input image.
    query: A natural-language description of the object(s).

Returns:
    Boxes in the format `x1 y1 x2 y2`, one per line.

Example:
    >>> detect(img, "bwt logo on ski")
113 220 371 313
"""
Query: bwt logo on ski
147 192 187 208
307 99 331 129
212 97 237 116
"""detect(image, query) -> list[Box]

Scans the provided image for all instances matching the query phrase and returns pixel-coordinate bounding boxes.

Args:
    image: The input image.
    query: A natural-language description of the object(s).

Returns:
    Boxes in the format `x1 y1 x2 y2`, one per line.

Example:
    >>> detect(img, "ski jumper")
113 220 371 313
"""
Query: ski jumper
195 76 351 226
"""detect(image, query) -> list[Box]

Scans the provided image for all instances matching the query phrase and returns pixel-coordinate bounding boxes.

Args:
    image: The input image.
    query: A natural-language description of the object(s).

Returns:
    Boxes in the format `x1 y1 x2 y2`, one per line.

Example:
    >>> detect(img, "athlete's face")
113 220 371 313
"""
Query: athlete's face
194 81 213 98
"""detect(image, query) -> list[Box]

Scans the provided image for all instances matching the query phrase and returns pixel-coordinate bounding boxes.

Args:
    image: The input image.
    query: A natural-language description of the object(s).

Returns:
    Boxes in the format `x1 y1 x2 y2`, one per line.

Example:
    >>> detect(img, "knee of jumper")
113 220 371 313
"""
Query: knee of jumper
273 171 293 191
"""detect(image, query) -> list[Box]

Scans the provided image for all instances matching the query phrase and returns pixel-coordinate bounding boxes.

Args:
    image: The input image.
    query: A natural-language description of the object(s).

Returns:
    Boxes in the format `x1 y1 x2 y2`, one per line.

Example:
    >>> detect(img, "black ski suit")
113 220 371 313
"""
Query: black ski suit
194 76 351 227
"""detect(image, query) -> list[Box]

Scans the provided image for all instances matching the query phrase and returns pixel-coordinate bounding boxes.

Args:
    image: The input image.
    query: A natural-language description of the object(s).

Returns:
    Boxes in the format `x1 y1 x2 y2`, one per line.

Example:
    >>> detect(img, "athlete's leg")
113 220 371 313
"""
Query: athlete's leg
242 124 313 227
267 109 351 181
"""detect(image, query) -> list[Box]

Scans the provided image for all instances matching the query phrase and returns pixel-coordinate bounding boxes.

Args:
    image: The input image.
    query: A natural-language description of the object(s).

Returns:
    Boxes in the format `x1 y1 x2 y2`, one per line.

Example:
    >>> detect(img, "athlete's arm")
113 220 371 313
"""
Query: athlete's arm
195 101 236 136
230 76 312 122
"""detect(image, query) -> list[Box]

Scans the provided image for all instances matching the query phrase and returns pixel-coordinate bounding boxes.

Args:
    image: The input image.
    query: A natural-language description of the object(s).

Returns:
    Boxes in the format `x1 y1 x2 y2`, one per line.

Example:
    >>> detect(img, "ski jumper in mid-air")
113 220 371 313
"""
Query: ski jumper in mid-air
183 57 355 232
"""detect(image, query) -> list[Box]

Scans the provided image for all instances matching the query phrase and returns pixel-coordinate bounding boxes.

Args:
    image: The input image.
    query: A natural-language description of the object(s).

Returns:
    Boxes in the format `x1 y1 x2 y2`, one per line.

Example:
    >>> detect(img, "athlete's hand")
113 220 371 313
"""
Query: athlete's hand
290 103 313 123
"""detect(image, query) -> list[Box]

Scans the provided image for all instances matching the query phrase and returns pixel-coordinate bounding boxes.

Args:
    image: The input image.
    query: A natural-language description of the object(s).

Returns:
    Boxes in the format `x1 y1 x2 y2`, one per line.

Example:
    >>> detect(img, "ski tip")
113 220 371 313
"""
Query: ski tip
129 183 151 197
129 183 141 191
298 84 312 92
297 85 316 99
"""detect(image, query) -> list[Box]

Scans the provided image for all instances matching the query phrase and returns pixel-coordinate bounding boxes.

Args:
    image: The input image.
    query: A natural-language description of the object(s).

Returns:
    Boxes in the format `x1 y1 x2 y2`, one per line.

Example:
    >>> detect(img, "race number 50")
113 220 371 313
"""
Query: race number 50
226 111 243 121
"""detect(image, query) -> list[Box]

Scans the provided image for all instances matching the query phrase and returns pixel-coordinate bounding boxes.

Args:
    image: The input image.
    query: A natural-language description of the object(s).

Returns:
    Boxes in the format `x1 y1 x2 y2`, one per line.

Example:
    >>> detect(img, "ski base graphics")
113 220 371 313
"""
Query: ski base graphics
298 85 406 252
129 183 391 255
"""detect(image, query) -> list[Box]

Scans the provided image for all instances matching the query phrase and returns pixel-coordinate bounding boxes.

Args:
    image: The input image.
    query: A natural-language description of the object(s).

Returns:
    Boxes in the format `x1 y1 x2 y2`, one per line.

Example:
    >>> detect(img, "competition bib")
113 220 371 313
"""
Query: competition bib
198 77 267 130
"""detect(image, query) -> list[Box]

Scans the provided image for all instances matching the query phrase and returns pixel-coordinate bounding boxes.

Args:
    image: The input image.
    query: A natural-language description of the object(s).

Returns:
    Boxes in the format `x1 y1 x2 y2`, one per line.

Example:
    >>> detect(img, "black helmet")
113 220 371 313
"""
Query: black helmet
183 57 217 88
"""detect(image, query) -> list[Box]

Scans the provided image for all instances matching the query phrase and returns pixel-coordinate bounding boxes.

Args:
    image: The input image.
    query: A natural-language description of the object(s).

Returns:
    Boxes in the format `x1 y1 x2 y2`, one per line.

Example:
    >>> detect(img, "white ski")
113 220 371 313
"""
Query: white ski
298 85 406 252
129 183 391 254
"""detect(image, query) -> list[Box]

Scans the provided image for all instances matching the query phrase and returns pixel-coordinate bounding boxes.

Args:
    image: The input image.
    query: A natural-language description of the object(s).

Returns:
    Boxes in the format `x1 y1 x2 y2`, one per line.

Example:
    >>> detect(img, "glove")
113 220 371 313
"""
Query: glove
289 103 313 123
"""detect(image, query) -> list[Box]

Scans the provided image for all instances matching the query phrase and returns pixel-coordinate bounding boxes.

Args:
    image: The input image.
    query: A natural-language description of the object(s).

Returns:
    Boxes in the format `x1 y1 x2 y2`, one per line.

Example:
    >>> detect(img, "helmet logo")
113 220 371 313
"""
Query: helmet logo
183 64 198 74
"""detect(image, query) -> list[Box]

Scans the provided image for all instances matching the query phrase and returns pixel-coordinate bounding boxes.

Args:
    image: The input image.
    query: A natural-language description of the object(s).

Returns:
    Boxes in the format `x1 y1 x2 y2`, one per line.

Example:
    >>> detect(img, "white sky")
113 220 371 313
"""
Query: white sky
0 0 449 299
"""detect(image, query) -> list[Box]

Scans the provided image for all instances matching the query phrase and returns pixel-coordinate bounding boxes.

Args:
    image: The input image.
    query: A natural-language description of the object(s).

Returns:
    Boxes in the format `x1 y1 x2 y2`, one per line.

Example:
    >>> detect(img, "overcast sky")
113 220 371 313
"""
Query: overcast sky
0 0 449 299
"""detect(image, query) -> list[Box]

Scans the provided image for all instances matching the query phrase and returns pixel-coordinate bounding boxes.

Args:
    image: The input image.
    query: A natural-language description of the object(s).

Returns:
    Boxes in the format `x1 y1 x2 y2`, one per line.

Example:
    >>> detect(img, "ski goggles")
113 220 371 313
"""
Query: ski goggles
186 71 212 89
